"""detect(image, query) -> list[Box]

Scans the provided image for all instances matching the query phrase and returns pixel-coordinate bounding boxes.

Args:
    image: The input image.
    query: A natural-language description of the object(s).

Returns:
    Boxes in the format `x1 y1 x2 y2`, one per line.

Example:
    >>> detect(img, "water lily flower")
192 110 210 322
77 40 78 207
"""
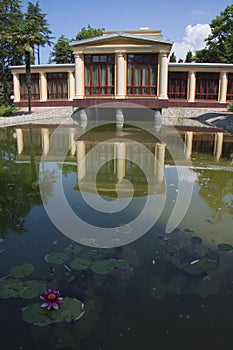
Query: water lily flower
40 289 63 310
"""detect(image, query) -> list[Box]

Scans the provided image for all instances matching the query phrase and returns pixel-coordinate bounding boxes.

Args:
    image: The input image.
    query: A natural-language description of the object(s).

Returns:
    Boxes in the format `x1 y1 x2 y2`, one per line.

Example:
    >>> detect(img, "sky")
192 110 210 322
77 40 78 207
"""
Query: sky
21 0 231 64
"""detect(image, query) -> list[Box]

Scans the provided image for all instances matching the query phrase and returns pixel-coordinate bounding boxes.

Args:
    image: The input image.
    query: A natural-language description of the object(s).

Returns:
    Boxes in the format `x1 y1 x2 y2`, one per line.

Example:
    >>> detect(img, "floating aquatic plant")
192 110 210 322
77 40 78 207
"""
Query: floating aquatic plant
10 263 34 279
44 252 69 265
0 278 24 299
40 289 63 310
70 257 92 270
217 243 233 252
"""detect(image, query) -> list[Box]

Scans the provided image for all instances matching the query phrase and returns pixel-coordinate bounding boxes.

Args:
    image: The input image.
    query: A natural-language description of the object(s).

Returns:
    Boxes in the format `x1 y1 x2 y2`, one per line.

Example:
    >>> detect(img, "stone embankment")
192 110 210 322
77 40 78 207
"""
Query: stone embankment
0 106 232 133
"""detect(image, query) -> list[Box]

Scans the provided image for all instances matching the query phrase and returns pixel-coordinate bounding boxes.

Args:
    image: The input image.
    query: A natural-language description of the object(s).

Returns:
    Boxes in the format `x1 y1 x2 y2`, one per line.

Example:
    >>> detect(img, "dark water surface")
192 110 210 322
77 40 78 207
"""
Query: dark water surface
0 122 233 350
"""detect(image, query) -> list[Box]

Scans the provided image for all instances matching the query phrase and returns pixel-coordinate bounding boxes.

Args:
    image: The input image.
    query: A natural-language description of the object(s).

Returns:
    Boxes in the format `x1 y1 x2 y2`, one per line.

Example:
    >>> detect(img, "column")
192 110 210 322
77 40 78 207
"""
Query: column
219 72 227 103
155 143 165 183
214 132 224 161
68 128 76 156
15 128 23 154
77 141 86 180
13 73 20 102
184 131 193 159
115 142 126 181
41 128 50 156
116 52 126 99
74 53 84 98
159 52 168 99
40 72 47 101
68 71 75 101
188 71 196 102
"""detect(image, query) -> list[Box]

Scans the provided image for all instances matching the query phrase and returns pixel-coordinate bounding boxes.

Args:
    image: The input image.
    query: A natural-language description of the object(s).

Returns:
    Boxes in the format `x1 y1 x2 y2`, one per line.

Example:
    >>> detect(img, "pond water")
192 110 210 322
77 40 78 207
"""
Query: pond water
0 120 233 350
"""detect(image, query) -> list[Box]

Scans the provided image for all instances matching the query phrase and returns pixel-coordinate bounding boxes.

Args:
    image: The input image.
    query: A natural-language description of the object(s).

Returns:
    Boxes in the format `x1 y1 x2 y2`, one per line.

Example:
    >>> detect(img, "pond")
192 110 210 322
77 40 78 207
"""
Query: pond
0 117 233 350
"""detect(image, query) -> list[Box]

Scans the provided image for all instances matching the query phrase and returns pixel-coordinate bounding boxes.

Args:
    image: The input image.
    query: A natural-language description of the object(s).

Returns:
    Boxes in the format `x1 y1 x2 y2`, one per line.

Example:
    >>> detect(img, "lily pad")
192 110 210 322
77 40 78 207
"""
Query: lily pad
91 259 116 274
0 278 24 298
64 245 82 255
197 259 217 271
217 243 233 252
10 263 34 279
113 259 129 269
70 257 92 270
18 280 47 299
44 252 69 265
22 298 84 325
206 251 220 261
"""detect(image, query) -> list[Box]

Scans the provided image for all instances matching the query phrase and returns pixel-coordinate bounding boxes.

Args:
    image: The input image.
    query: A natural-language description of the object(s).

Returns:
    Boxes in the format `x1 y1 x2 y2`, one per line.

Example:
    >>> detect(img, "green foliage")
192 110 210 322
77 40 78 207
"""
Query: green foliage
10 263 34 278
49 35 74 64
195 5 233 63
75 24 104 40
227 103 233 112
0 105 13 116
185 50 193 63
169 52 176 62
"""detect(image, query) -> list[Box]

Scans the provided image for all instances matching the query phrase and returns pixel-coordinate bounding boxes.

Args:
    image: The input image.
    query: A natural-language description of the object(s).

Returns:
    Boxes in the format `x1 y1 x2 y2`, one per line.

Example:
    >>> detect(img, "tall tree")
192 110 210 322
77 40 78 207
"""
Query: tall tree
49 35 74 64
195 5 233 63
75 24 104 40
169 52 176 62
185 50 193 63
12 1 53 113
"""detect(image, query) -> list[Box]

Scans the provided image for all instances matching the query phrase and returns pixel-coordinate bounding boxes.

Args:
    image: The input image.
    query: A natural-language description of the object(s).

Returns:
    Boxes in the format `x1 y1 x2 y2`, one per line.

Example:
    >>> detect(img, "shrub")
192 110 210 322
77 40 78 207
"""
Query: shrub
0 106 19 117
227 103 233 112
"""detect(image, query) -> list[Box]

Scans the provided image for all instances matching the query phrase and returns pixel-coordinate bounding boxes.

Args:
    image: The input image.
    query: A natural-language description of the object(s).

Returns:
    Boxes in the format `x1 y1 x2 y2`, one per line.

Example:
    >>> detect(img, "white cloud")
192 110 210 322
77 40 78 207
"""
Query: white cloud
172 23 211 61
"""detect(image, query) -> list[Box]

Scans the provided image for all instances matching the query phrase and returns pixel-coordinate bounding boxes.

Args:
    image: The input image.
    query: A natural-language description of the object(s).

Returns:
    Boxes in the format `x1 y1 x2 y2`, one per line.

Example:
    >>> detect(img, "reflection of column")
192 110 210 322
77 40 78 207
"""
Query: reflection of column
16 128 23 154
13 73 20 102
184 131 193 159
41 128 50 155
40 72 47 101
159 52 168 99
188 71 196 102
116 52 125 99
77 141 86 180
74 53 84 98
214 132 224 160
68 71 75 101
219 72 227 103
68 128 76 156
115 142 126 181
154 143 165 183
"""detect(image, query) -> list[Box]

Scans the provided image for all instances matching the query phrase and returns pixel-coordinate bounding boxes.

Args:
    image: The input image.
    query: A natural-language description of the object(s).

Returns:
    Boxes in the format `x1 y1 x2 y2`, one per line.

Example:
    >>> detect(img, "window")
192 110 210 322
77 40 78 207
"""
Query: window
195 73 219 100
168 72 188 99
19 74 40 100
227 73 233 101
84 54 115 95
47 73 68 99
127 54 158 95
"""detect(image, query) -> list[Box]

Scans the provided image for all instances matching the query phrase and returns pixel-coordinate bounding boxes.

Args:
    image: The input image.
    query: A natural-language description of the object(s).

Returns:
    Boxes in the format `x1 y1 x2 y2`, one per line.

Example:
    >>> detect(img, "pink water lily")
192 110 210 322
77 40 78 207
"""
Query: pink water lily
40 289 63 310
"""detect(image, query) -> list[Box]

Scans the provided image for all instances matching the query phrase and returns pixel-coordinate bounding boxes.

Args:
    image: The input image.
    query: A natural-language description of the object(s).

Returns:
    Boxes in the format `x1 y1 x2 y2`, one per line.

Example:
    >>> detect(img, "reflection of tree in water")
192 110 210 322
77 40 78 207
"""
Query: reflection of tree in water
194 168 233 221
0 127 55 237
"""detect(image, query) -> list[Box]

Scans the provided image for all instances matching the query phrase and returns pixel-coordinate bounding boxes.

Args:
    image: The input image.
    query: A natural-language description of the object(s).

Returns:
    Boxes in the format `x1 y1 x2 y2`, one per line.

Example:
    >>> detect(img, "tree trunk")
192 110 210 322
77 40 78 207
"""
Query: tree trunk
1 57 9 106
25 51 32 114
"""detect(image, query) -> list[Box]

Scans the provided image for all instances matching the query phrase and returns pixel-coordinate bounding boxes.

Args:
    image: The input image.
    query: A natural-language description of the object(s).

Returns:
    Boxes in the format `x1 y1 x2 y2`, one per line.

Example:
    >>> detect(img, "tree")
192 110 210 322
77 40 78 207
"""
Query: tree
169 52 176 62
195 5 233 63
12 1 53 113
75 24 104 40
185 50 193 63
0 0 23 105
49 35 74 64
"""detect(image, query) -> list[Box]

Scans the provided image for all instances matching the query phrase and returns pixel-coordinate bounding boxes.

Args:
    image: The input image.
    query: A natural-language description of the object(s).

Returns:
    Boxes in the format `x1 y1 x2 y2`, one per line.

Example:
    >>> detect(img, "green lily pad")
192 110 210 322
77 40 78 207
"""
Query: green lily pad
113 259 129 269
22 298 84 325
18 280 47 299
45 252 69 265
206 252 220 261
0 278 24 298
10 263 34 279
91 259 116 274
70 257 92 270
64 245 82 255
217 243 233 252
197 259 217 271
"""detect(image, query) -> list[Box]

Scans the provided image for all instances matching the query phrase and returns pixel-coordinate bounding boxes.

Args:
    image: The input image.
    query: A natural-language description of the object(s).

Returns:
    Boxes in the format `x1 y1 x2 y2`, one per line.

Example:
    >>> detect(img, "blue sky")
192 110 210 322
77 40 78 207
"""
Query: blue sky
21 0 231 63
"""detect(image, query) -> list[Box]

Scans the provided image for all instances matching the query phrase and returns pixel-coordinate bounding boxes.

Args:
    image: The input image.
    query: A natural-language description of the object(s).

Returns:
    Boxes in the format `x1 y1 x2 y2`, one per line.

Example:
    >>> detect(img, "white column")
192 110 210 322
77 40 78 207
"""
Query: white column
15 128 23 154
159 52 168 99
155 143 165 183
68 71 75 101
184 131 193 159
214 132 224 161
219 72 227 103
115 142 126 181
13 73 20 102
74 53 84 98
77 141 86 180
41 128 50 156
68 128 76 156
116 52 125 99
40 72 47 101
188 71 196 102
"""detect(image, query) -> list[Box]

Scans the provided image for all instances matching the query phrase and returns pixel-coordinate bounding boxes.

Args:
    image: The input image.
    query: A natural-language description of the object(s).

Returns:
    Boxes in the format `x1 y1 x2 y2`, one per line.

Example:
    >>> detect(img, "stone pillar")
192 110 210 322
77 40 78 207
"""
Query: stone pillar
184 131 193 159
74 53 84 98
214 132 224 160
68 128 76 156
41 128 50 156
188 71 196 102
155 143 165 183
13 73 20 102
159 52 168 99
77 141 86 180
116 52 125 99
115 142 126 181
40 72 47 101
219 72 227 103
68 71 75 101
15 128 23 154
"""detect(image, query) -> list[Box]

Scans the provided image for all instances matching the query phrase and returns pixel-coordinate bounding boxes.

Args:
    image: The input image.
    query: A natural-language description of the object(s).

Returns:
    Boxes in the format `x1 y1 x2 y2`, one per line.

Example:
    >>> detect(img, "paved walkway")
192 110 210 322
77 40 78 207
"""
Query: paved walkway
0 106 233 133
